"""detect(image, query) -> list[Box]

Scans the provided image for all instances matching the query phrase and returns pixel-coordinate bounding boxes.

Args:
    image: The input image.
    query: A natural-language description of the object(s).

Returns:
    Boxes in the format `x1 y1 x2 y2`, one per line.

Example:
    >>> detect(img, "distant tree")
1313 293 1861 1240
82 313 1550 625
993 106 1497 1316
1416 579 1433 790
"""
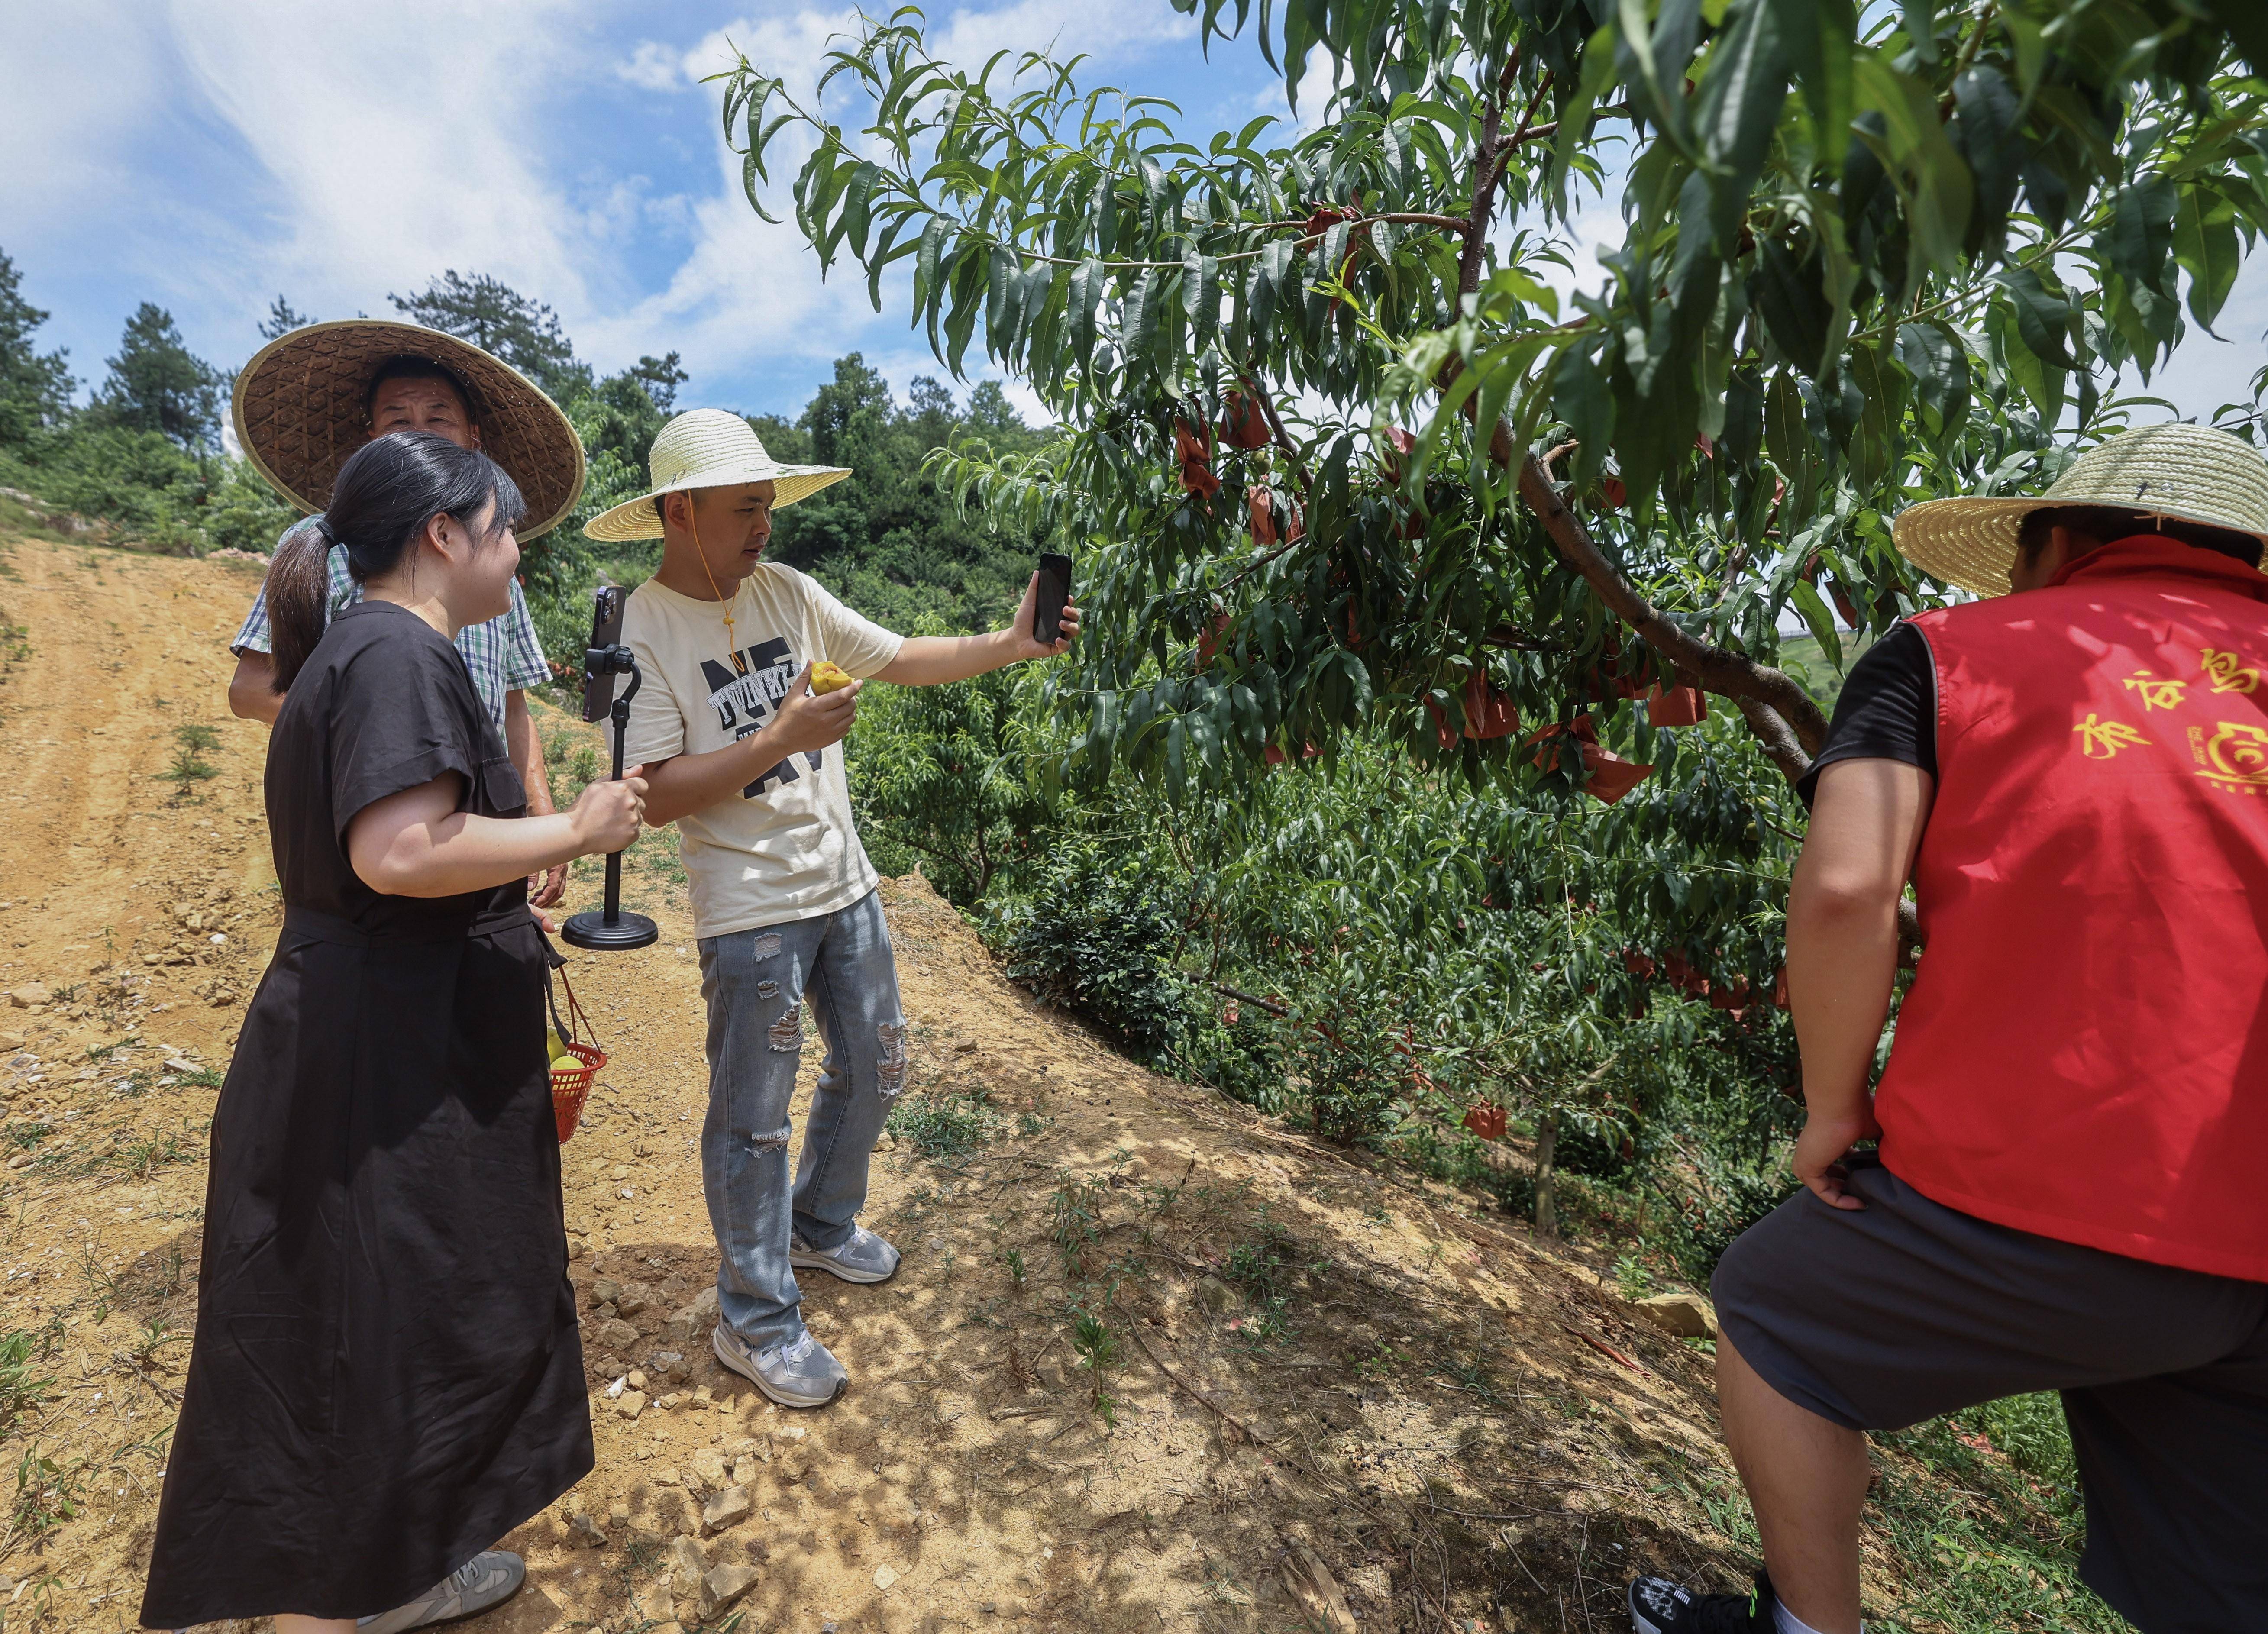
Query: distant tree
764 353 1052 630
388 271 589 400
93 304 221 447
0 248 74 445
257 294 315 342
631 352 688 413
798 352 896 465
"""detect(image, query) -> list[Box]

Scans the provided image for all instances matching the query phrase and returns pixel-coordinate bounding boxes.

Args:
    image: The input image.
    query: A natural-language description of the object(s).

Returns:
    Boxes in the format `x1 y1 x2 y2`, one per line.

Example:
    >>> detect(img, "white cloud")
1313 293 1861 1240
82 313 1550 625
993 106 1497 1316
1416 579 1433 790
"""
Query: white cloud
619 40 685 91
156 0 604 334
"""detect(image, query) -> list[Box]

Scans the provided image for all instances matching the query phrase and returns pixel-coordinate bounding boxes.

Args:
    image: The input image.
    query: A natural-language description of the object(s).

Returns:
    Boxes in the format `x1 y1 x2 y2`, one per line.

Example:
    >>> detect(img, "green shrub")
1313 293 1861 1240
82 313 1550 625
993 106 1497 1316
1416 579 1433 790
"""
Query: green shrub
0 424 294 555
985 841 1198 1062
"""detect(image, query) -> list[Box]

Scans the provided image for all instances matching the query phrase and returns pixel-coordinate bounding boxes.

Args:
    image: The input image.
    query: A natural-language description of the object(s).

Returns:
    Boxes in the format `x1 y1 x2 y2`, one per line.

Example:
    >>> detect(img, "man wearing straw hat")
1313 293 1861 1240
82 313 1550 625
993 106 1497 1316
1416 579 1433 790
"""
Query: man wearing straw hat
587 408 1078 1409
1629 423 2268 1634
224 319 587 906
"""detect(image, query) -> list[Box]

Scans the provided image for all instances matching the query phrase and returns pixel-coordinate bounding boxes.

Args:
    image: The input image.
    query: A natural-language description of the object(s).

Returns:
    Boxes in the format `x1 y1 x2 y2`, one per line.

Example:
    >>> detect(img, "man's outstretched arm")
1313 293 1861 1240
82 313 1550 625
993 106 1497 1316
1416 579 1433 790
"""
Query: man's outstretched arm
875 573 1079 686
1785 757 1933 1208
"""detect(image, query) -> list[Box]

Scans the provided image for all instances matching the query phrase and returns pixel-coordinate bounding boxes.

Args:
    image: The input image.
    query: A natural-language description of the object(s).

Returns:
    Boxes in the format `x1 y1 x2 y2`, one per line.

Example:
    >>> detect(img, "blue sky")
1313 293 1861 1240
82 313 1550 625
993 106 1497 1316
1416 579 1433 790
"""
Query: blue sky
5 0 2264 430
1 0 1295 426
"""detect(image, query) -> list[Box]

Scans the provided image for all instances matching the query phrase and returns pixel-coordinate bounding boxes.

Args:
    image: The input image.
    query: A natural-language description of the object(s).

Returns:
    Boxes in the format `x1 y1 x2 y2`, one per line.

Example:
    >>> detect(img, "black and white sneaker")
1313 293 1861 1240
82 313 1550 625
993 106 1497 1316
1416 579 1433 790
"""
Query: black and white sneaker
1628 1570 1776 1634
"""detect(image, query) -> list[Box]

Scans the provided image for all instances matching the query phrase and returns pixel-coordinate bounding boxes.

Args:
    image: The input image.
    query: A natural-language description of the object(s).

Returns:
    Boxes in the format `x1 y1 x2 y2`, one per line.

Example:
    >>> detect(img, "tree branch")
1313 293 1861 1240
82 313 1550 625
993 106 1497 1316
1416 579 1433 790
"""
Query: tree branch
1509 447 1832 757
1730 697 1812 784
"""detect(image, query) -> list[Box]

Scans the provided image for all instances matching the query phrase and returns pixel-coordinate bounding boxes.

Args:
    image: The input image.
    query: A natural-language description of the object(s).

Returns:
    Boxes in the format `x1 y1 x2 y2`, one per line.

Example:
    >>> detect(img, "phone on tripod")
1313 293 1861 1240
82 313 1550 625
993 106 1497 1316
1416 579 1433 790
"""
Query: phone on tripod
582 584 629 722
1034 551 1073 643
563 582 658 952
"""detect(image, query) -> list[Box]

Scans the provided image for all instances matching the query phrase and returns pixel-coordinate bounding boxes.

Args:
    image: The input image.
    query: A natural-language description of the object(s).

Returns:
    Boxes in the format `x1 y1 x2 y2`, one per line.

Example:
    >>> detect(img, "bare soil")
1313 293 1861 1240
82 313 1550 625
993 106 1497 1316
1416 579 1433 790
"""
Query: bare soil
0 535 1806 1632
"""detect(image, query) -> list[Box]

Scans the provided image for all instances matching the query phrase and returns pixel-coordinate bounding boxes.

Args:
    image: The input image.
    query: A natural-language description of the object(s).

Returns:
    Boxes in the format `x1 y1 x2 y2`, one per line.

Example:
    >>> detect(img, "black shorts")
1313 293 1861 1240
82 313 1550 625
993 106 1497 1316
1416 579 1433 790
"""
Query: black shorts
1712 1157 2268 1634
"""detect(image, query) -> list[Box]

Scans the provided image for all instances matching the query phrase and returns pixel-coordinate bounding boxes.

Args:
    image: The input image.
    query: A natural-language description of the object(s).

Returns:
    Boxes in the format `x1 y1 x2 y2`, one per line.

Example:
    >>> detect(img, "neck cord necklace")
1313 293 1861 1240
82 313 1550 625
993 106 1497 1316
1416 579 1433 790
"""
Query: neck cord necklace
688 508 738 652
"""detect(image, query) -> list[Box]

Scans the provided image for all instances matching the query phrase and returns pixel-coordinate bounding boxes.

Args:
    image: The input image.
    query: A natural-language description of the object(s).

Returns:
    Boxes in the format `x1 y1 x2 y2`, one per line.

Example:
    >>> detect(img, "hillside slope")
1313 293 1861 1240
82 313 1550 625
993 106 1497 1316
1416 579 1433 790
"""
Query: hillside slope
0 534 2100 1634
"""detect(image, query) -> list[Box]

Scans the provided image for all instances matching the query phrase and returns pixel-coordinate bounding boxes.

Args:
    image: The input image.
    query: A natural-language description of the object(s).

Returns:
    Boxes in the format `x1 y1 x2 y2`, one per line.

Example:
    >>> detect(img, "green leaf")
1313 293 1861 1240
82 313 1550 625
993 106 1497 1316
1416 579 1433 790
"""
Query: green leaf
987 243 1018 355
1770 0 1854 174
1127 267 1161 358
913 215 950 317
2174 184 2241 333
1896 321 1969 444
1554 349 1615 491
1947 65 2019 249
1752 239 1830 371
1997 265 2075 368
1789 579 1843 666
1694 0 1790 250
1764 369 1817 518
1901 0 1937 63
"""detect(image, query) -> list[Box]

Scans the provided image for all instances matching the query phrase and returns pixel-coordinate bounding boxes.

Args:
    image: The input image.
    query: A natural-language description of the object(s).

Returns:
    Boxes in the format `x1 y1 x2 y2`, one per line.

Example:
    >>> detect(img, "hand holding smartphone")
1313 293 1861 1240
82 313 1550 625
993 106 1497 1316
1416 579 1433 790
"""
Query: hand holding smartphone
1034 551 1073 644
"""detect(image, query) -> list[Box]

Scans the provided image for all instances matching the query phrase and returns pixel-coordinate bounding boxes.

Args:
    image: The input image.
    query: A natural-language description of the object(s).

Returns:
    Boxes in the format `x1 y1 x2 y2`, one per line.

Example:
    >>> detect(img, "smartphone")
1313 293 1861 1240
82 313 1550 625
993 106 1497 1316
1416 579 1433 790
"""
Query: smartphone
1034 552 1073 644
581 584 629 723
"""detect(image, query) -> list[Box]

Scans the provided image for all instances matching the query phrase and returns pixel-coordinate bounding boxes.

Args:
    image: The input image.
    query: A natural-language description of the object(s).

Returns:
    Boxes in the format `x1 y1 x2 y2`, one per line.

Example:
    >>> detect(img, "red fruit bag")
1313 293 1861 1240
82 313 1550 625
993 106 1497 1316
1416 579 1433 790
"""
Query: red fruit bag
1221 391 1271 449
1646 685 1708 727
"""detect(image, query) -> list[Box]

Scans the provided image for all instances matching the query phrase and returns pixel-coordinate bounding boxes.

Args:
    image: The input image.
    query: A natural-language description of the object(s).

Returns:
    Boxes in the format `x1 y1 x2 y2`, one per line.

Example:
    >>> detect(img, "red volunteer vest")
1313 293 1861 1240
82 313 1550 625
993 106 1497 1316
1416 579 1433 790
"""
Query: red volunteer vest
1883 536 2268 1282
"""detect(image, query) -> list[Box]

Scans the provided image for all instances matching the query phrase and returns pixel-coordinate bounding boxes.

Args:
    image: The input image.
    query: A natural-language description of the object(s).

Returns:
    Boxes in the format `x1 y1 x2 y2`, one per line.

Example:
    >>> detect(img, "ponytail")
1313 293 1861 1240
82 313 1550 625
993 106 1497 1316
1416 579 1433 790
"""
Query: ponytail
264 430 525 693
265 517 342 693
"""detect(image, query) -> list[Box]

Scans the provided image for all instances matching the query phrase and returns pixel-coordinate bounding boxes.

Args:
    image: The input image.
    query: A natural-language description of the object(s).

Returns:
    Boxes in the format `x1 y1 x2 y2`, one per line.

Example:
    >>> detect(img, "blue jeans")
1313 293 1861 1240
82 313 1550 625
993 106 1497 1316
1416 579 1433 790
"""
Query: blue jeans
697 889 907 1350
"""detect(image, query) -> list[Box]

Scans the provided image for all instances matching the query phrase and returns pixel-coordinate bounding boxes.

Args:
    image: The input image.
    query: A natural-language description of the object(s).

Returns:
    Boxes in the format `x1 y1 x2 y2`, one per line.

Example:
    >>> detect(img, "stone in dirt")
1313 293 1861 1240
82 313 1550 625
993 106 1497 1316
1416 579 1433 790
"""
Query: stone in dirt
666 1534 709 1595
666 1284 720 1343
612 1390 648 1421
688 1447 729 1494
699 1561 761 1618
7 986 51 1010
568 1511 609 1548
1632 1291 1717 1339
702 1484 751 1532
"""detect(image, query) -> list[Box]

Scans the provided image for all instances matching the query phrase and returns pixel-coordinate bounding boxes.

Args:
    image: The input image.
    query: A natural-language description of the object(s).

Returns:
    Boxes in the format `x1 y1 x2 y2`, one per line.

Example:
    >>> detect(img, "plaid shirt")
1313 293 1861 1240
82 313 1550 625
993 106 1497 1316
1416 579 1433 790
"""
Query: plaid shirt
230 514 550 730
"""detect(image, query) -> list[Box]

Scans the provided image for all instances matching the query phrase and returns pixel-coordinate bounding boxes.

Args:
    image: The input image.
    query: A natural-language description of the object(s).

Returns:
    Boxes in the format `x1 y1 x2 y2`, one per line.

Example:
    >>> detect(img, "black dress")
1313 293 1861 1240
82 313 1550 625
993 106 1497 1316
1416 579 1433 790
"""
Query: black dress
142 600 591 1628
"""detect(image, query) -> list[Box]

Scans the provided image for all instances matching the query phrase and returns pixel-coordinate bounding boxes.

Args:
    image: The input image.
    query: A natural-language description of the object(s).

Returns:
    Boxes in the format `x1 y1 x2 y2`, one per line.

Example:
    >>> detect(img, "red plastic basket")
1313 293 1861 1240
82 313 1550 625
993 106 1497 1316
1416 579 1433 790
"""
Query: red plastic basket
546 966 608 1143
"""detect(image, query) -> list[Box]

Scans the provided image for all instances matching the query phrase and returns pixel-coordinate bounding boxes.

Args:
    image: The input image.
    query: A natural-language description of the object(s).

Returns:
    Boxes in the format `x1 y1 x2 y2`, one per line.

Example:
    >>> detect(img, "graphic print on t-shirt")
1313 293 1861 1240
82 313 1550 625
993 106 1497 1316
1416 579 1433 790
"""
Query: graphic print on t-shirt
698 636 823 798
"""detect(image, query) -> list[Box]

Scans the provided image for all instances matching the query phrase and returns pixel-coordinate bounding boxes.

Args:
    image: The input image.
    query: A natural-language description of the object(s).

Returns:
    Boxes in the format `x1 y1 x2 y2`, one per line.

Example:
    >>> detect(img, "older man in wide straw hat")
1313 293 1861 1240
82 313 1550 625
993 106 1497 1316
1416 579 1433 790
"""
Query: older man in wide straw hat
1628 423 2268 1634
590 408 1077 1410
226 319 587 905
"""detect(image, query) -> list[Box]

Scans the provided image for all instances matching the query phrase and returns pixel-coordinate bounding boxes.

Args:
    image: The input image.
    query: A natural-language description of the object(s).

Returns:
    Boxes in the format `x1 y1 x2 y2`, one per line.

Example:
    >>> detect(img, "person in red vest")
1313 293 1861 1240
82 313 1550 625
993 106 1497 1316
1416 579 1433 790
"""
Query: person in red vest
1627 423 2268 1634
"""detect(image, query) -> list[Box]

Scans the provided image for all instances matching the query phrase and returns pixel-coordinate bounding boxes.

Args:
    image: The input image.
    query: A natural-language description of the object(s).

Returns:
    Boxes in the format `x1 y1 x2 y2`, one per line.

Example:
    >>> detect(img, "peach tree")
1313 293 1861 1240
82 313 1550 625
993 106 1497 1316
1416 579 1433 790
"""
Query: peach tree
720 3 2268 1175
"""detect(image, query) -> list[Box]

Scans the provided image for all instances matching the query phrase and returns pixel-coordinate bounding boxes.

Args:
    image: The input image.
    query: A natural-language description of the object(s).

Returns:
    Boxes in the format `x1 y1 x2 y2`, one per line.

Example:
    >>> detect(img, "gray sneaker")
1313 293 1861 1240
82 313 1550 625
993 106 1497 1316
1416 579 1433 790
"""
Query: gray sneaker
357 1550 526 1632
713 1322 848 1408
790 1225 901 1284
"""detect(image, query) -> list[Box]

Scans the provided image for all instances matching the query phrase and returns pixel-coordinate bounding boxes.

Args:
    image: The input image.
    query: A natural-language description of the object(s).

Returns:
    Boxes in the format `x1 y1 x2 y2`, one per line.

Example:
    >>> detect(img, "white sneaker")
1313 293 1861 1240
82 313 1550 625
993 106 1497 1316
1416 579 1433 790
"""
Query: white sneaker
790 1225 901 1284
712 1322 848 1408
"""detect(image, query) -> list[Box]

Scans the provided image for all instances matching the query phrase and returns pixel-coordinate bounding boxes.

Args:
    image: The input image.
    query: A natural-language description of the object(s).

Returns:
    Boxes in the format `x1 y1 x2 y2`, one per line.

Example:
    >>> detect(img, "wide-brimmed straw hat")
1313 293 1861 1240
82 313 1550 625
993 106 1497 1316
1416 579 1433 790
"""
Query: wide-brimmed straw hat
1895 422 2268 597
233 319 587 539
583 408 852 541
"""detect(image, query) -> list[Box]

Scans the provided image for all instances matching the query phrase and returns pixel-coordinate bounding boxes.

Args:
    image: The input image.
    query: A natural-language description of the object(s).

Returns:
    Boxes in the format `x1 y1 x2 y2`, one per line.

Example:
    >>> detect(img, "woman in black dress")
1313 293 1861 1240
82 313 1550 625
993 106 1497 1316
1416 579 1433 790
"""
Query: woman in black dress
141 432 647 1634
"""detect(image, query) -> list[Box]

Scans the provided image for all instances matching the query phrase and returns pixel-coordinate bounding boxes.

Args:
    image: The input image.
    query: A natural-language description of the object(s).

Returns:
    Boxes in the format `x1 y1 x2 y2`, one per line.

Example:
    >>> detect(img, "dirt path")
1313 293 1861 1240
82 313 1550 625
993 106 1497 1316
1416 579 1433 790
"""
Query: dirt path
0 535 1764 1633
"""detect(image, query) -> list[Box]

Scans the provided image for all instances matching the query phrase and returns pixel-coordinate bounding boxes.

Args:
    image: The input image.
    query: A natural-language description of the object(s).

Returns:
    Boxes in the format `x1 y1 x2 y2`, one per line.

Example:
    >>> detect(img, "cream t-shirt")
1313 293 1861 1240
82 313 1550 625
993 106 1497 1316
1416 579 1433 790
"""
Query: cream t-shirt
620 566 905 937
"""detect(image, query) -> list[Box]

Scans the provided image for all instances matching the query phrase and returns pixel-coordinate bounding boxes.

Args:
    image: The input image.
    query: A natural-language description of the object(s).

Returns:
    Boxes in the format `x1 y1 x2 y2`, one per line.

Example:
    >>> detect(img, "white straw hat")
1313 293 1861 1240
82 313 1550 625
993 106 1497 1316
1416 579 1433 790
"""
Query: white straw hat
1894 422 2268 597
583 408 852 541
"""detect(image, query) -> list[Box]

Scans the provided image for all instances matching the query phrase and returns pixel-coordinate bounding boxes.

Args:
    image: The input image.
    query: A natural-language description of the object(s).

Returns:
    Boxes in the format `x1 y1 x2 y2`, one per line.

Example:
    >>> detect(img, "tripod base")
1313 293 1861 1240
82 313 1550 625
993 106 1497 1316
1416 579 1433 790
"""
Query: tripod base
561 910 660 952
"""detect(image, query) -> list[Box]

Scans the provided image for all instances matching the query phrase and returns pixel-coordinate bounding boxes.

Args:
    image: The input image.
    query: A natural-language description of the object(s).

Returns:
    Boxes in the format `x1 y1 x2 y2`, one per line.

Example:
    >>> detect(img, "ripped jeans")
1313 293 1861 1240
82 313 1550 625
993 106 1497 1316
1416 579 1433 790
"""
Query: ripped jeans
697 888 907 1351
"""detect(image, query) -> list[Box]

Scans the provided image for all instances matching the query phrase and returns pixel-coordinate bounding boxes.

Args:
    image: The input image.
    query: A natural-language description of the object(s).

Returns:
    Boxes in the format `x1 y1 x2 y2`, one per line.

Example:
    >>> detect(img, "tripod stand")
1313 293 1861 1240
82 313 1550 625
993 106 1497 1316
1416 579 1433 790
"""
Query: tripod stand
562 640 660 952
